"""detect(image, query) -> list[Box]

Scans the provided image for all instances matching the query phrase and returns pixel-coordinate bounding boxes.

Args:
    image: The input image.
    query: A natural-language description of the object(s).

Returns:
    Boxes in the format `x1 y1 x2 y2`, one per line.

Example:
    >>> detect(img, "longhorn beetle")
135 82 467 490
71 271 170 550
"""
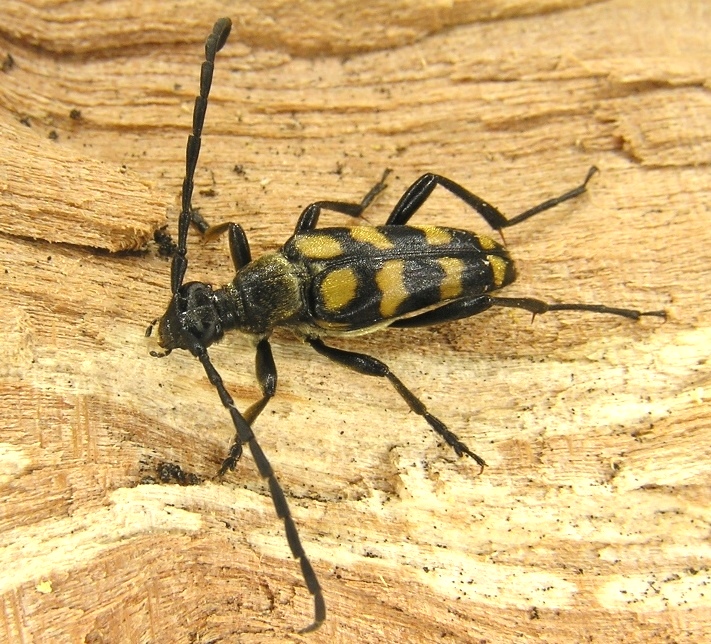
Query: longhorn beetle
148 17 665 633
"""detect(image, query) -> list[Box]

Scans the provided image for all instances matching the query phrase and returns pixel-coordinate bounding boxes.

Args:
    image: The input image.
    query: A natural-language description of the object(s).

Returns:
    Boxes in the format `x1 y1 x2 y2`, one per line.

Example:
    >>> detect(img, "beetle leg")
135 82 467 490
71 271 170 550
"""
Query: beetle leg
159 219 252 272
186 221 253 272
226 223 252 270
491 296 666 320
294 168 391 233
220 338 277 473
194 167 392 240
205 222 252 271
390 295 494 328
391 292 666 328
386 167 598 229
176 168 390 267
306 337 486 471
187 208 211 234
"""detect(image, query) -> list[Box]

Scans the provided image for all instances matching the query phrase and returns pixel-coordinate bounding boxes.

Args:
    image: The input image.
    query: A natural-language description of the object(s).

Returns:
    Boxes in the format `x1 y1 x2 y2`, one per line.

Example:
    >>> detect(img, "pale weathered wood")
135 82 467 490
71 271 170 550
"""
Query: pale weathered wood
0 1 709 643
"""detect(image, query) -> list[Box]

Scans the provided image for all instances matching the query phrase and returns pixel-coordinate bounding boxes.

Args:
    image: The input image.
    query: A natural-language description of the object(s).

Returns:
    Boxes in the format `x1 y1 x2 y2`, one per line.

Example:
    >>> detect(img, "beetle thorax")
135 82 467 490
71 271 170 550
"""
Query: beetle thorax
228 252 306 336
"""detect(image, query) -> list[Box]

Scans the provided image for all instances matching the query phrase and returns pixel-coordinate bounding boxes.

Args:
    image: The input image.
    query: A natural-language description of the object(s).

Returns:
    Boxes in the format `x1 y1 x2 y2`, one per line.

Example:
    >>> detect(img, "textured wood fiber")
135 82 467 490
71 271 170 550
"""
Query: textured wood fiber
0 1 709 642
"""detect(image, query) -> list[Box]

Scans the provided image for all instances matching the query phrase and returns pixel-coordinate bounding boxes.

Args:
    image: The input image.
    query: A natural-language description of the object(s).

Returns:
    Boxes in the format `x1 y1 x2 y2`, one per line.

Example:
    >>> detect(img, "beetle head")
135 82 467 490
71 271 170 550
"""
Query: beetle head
155 281 225 355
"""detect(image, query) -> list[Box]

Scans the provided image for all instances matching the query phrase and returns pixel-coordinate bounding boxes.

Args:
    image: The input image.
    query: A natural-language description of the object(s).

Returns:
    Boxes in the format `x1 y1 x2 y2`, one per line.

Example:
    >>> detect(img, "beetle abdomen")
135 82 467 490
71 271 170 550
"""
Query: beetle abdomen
282 225 515 331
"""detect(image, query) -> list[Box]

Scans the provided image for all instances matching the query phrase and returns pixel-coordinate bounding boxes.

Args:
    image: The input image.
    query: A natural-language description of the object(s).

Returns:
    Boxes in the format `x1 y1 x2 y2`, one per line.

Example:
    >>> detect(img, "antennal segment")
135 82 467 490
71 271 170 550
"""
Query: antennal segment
171 17 232 294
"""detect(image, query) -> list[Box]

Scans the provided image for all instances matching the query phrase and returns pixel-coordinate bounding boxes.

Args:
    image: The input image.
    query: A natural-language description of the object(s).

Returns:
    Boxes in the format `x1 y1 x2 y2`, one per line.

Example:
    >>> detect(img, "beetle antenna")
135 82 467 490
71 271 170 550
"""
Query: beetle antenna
195 348 325 632
171 17 232 294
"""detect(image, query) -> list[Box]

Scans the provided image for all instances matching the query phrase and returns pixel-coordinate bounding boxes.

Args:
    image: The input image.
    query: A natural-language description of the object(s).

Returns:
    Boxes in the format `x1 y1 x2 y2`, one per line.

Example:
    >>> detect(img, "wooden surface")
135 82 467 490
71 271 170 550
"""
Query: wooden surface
1 1 709 642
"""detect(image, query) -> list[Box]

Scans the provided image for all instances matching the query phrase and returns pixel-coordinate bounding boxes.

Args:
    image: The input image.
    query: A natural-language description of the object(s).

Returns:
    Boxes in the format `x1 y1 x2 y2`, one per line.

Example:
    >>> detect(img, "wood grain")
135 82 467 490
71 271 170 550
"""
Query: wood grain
0 1 709 642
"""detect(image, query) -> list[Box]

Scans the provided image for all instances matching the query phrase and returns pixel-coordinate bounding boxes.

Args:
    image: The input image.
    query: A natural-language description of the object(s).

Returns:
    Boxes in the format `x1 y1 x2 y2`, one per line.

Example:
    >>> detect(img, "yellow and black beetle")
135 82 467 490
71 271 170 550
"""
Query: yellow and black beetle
148 18 665 633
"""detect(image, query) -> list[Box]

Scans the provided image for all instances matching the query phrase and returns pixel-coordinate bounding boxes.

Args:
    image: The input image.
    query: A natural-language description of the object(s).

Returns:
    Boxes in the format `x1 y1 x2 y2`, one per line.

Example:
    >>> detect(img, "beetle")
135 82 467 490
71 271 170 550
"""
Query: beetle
147 17 665 632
